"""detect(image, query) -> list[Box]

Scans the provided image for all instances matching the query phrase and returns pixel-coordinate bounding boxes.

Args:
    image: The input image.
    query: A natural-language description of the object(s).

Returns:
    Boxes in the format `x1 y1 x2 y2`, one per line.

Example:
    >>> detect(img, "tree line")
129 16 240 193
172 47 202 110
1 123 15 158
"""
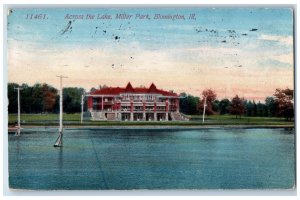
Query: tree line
179 88 294 121
8 83 85 114
8 83 294 121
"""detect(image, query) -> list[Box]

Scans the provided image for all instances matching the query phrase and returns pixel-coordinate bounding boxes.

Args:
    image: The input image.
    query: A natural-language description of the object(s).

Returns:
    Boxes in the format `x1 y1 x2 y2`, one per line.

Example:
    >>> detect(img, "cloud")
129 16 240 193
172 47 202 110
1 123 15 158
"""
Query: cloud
272 53 294 66
8 39 294 102
260 34 293 46
186 46 240 54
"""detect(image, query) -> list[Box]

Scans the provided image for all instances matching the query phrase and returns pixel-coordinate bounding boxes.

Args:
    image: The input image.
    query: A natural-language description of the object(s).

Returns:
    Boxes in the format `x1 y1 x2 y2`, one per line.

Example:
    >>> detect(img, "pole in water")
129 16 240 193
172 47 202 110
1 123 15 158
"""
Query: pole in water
202 96 207 124
54 131 63 147
14 87 22 136
54 75 68 147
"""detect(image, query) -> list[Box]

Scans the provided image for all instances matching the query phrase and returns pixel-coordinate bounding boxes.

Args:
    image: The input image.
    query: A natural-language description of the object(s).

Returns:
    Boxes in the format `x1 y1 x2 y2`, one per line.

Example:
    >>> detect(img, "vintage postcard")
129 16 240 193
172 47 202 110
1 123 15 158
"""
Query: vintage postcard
6 6 295 190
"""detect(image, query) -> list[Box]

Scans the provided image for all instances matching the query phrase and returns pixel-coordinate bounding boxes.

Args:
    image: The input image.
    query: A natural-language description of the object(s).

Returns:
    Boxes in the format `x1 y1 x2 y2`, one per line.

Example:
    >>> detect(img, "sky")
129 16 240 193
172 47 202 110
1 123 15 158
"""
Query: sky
7 7 294 101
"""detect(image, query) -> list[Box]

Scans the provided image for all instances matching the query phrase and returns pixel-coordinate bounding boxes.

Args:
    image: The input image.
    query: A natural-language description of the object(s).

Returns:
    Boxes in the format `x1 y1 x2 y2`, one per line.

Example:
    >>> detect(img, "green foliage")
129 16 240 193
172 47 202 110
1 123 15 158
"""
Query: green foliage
31 83 44 112
245 101 253 116
265 97 276 117
218 98 230 115
198 89 217 115
8 83 50 113
256 102 264 117
8 113 294 126
8 82 294 122
212 100 219 112
8 82 84 114
63 87 85 113
274 88 294 121
229 95 246 118
179 93 200 115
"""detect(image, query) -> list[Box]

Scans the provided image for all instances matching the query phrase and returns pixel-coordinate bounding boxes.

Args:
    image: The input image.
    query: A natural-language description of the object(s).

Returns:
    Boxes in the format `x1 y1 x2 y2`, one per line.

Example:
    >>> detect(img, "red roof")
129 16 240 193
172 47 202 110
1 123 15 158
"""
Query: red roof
125 82 134 93
91 82 178 97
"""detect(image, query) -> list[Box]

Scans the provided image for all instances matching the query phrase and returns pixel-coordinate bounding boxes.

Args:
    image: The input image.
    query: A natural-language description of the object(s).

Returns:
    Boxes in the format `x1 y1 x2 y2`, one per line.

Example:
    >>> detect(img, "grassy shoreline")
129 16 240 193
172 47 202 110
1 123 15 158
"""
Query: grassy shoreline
10 125 294 130
8 113 294 128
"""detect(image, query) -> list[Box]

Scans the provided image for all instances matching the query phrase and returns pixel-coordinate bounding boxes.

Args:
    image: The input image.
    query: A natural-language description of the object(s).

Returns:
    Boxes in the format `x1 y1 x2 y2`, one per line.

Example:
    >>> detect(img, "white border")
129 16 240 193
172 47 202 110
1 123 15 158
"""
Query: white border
1 0 299 199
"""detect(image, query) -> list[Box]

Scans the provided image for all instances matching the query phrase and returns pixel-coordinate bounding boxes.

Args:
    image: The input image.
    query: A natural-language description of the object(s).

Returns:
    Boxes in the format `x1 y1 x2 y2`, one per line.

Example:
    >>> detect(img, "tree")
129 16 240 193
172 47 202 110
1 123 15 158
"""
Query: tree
256 101 264 117
274 88 294 121
265 97 276 117
8 83 44 113
252 100 257 116
198 89 217 115
20 83 34 113
9 83 58 113
229 95 246 118
42 84 58 112
63 87 85 113
8 83 19 113
245 100 253 116
89 87 97 93
31 83 44 113
218 98 230 115
179 93 200 115
8 82 81 114
212 100 219 112
99 84 108 89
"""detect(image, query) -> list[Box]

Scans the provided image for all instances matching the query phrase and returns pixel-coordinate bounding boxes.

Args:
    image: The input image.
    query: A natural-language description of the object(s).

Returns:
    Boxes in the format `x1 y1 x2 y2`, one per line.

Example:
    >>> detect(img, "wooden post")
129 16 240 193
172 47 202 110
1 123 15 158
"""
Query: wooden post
54 75 68 147
202 96 207 124
81 93 84 124
14 87 22 136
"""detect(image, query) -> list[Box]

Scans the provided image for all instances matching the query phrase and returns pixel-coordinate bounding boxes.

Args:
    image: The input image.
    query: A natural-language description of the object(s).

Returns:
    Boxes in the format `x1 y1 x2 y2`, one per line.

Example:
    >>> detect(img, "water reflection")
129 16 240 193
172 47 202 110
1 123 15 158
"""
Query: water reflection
55 146 64 180
283 127 295 133
58 147 63 172
15 136 21 175
8 128 295 190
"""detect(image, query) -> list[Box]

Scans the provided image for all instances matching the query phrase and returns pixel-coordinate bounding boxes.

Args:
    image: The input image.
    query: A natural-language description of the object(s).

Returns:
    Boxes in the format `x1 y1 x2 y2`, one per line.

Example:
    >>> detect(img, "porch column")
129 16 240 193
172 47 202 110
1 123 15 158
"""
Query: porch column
165 98 169 121
143 100 146 121
96 98 100 111
117 102 121 120
154 98 157 121
130 98 133 121
87 97 93 111
176 98 179 112
101 96 104 111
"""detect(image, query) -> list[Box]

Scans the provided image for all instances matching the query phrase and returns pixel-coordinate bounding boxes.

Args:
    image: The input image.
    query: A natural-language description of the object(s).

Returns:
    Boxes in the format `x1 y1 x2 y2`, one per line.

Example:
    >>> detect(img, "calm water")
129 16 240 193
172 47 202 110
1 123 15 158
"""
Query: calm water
8 128 295 190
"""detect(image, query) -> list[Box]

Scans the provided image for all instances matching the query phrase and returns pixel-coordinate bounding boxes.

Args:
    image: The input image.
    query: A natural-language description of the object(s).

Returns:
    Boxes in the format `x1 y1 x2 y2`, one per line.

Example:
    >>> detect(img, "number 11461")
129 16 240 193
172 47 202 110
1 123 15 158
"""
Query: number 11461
25 14 48 20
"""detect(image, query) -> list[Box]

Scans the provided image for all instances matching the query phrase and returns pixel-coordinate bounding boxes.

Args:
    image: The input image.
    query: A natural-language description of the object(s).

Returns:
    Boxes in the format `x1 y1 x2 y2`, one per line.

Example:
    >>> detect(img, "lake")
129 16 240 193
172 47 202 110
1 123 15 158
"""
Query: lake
8 128 295 190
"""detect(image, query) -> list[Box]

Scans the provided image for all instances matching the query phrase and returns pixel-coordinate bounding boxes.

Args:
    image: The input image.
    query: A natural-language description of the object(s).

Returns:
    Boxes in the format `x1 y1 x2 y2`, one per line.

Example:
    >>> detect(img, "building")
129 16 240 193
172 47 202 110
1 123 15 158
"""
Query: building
86 82 188 121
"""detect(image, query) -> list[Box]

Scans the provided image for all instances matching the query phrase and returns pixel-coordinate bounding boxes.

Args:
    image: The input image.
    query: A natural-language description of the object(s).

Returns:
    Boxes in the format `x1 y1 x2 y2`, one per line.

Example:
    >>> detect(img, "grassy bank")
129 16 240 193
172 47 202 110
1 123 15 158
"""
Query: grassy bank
8 113 294 127
190 115 293 125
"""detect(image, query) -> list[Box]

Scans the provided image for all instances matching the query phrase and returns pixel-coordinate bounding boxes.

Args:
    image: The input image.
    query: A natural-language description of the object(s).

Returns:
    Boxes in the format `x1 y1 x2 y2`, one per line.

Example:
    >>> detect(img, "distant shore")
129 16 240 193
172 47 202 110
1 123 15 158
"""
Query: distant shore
8 124 294 132
8 113 294 132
